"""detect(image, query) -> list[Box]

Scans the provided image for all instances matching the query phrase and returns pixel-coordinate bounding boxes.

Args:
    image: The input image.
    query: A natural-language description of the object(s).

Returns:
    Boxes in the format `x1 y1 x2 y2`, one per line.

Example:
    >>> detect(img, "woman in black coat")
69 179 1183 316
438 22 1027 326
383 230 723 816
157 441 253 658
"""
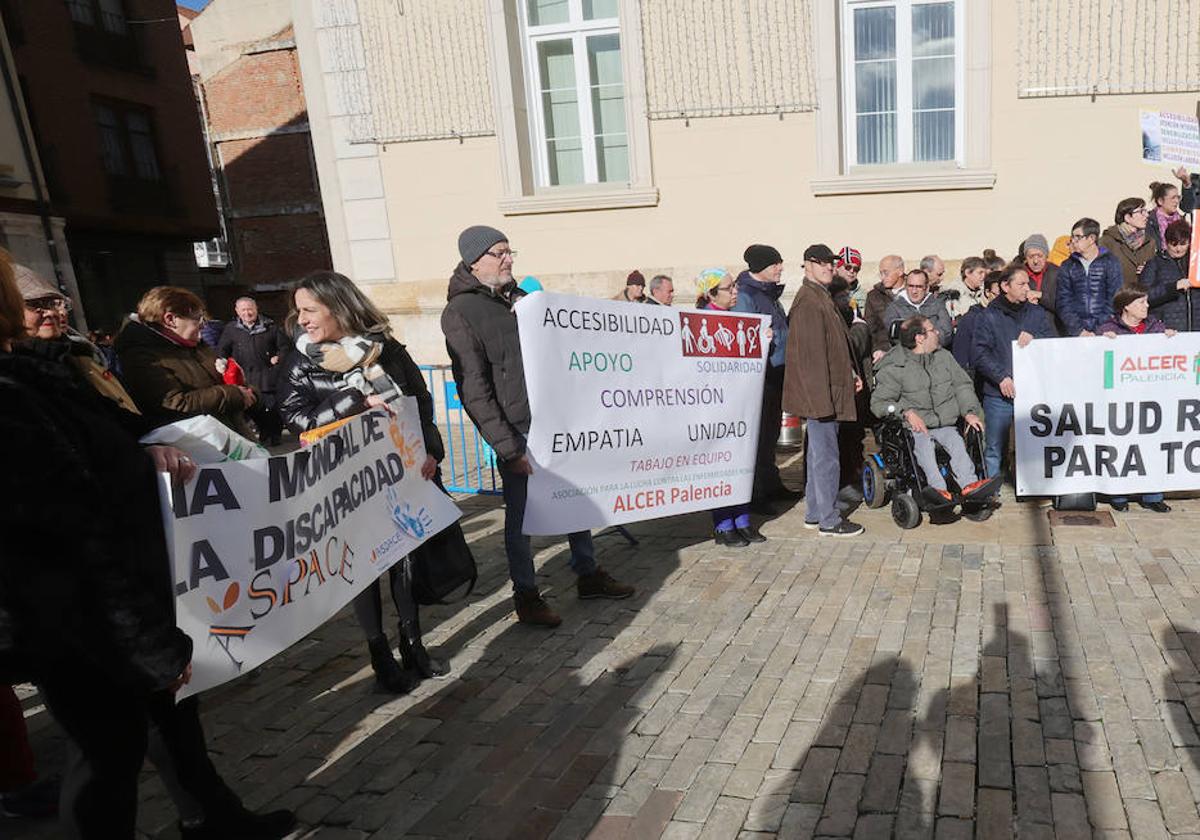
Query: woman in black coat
1144 219 1198 332
277 271 448 692
0 266 295 839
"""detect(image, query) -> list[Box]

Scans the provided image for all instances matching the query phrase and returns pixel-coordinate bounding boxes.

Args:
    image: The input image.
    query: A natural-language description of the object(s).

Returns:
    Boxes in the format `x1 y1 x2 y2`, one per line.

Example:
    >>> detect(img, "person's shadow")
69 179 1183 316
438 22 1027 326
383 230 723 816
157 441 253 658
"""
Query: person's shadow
764 603 1025 836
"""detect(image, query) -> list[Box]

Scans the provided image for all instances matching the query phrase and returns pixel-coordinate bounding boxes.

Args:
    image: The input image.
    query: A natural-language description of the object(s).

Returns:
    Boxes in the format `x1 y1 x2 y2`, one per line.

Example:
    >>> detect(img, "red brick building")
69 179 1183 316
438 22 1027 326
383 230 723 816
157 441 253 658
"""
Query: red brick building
189 0 330 313
1 0 219 331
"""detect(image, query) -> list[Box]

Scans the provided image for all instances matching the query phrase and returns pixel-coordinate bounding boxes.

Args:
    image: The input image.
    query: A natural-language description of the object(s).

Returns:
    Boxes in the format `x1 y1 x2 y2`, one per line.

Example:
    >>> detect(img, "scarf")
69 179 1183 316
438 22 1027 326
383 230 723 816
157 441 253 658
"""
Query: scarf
1117 222 1147 252
296 333 399 402
1156 207 1181 245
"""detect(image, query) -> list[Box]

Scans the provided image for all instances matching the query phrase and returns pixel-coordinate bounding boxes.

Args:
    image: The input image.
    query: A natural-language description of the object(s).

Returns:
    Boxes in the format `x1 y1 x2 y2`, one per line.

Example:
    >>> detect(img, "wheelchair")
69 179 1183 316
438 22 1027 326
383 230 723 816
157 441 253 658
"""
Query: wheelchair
861 408 1000 529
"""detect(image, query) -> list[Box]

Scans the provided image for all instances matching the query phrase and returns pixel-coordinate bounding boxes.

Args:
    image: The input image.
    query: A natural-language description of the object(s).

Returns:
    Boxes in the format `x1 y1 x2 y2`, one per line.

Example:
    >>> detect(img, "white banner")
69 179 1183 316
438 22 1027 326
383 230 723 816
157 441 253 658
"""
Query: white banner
162 402 461 697
516 292 768 535
1015 335 1200 496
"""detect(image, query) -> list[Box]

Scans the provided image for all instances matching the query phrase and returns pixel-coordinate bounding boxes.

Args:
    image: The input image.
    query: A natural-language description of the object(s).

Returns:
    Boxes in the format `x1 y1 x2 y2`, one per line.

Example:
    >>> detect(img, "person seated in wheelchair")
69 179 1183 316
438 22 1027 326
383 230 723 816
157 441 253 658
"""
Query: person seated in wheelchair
870 316 1001 510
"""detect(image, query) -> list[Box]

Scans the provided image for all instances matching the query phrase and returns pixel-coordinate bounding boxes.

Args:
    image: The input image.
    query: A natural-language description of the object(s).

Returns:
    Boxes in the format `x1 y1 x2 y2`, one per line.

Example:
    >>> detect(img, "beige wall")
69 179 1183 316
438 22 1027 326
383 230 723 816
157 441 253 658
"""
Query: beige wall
191 0 293 79
302 1 1200 365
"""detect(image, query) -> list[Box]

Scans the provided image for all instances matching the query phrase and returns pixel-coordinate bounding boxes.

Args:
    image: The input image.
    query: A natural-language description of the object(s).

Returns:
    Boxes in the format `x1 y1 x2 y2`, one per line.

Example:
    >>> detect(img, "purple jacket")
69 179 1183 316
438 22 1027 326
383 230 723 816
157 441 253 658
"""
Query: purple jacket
1095 316 1167 335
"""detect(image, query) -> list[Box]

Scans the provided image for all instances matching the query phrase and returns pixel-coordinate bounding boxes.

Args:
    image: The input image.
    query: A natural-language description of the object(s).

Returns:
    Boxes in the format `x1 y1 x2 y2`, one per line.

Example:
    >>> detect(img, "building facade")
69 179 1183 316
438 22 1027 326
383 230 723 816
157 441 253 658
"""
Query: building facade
293 0 1200 364
188 0 331 322
0 8 80 318
1 0 219 332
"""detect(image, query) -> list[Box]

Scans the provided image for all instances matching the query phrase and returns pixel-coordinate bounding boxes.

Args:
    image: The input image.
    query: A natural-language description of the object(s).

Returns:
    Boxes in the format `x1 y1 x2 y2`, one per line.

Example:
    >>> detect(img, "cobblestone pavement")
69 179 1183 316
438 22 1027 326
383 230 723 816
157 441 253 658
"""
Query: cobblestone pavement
15 480 1200 839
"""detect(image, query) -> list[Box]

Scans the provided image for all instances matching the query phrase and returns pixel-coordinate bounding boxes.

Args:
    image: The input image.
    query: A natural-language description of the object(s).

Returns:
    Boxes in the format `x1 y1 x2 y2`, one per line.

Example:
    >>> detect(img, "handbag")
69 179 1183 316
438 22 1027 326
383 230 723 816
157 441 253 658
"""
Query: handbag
410 520 477 605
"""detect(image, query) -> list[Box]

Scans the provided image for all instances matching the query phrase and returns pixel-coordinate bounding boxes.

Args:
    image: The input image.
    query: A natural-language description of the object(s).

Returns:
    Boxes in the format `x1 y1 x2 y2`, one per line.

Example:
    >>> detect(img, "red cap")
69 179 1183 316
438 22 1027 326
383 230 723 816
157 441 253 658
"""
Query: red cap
837 246 862 268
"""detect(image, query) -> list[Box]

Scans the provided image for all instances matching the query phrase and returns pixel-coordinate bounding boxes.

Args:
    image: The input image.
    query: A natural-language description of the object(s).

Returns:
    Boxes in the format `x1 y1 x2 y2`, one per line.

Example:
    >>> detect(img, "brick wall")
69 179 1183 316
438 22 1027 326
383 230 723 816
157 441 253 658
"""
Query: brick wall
202 39 331 287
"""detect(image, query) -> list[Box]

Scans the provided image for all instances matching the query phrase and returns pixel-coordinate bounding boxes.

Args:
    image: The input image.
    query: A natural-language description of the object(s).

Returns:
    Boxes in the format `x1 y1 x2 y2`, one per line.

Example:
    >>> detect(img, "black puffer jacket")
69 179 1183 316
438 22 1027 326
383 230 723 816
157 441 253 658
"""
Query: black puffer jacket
276 336 445 462
440 263 529 462
216 318 292 396
0 346 191 691
1144 250 1200 331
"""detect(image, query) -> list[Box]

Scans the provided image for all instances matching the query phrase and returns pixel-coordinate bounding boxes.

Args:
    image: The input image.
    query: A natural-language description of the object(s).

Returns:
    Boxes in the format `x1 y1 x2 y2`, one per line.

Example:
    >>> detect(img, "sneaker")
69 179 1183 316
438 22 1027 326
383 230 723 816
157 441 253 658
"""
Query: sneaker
963 506 993 522
576 568 635 600
803 520 820 529
1141 501 1172 513
514 589 562 627
1109 500 1129 513
819 520 865 537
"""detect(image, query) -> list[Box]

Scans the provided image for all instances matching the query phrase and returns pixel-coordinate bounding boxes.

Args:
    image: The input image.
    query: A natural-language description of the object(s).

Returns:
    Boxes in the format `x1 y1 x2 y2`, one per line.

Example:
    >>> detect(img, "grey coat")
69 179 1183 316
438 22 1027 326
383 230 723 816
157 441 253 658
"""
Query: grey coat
883 291 954 348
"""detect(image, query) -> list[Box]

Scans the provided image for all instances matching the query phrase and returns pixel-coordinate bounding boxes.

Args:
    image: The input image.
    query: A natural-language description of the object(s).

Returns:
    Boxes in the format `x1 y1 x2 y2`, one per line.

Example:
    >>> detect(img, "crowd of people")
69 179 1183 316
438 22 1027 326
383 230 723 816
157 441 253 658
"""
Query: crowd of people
0 165 1194 836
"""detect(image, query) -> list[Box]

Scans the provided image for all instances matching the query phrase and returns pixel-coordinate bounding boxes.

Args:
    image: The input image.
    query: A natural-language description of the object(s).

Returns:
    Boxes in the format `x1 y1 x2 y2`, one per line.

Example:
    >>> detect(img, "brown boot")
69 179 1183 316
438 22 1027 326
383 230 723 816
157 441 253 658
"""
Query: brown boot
577 567 635 600
513 589 562 628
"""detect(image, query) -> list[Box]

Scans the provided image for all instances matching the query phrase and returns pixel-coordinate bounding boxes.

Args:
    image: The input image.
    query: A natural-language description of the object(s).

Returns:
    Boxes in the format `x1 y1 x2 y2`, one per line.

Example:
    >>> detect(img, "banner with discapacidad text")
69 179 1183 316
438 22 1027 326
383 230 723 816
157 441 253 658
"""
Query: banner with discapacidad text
1014 335 1200 496
161 401 461 697
516 292 768 535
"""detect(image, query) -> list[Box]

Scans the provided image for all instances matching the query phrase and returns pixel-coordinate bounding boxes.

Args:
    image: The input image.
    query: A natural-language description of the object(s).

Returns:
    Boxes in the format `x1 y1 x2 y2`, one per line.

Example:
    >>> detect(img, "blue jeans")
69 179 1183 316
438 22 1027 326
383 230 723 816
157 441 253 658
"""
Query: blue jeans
982 395 1014 479
804 418 841 529
499 462 596 593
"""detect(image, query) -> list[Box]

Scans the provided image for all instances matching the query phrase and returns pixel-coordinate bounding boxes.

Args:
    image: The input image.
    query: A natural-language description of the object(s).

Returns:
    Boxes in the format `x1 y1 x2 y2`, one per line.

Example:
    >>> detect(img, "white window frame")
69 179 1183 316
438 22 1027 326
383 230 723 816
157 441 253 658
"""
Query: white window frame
519 1 623 188
839 0 964 169
484 0 657 215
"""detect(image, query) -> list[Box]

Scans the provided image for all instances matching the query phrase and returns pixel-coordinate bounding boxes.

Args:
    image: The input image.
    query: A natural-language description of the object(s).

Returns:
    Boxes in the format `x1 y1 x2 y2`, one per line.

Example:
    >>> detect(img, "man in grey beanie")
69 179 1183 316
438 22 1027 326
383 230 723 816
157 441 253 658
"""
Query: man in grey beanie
1021 233 1062 335
441 225 635 628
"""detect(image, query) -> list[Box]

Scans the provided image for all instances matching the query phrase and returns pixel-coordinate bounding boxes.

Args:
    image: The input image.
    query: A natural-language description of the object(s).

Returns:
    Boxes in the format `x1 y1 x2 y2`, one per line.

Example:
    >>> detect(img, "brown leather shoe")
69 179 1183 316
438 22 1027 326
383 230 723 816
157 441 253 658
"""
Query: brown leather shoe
577 567 636 600
513 589 562 627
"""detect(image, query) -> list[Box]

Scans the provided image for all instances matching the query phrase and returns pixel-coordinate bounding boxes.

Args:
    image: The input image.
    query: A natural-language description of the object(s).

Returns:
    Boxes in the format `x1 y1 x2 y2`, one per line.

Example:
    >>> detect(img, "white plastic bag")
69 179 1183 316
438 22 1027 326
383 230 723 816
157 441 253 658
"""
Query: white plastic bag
139 415 268 464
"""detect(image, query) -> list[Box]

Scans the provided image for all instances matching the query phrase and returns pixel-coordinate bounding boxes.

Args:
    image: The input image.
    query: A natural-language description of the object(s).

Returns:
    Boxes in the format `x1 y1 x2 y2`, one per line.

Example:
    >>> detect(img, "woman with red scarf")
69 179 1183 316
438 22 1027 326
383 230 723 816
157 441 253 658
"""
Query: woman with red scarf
115 286 257 439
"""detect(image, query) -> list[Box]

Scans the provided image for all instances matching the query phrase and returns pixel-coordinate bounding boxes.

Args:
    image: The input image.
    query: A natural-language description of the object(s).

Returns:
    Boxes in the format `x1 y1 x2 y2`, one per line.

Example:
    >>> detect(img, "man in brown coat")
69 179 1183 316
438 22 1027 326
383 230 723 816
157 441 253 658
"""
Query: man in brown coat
866 254 905 361
784 244 865 537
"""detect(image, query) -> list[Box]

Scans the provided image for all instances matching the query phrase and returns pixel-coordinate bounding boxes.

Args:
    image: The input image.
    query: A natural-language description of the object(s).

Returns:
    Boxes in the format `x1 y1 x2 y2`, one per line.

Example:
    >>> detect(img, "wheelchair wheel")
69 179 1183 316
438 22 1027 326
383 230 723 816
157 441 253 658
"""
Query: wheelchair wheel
891 493 921 529
862 459 888 509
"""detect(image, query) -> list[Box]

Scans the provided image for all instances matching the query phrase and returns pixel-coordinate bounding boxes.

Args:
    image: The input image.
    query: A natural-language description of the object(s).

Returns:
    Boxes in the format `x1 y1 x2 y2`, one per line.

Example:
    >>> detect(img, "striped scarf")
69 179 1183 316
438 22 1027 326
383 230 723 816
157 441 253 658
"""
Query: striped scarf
295 333 398 402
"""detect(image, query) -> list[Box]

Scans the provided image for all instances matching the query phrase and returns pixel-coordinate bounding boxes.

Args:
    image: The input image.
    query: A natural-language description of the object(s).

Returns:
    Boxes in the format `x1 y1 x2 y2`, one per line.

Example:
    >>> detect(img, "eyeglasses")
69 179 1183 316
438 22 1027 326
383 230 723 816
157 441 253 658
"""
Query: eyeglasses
1069 233 1093 241
24 296 71 313
485 249 517 260
841 265 861 273
906 283 928 290
1131 207 1149 216
716 283 738 293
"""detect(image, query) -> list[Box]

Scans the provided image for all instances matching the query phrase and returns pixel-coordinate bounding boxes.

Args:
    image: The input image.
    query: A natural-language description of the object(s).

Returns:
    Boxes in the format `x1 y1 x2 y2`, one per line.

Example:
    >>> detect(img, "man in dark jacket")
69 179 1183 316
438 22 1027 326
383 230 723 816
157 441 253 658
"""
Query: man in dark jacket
731 243 801 509
217 296 292 444
782 244 864 537
1055 217 1125 336
972 265 1055 479
1022 234 1062 335
951 271 1002 380
441 225 634 627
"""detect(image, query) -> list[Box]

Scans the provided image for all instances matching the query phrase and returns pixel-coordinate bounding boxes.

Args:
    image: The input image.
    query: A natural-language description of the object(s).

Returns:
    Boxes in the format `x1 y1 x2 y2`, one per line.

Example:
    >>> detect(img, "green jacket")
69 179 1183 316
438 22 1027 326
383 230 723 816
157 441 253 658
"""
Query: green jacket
870 345 981 428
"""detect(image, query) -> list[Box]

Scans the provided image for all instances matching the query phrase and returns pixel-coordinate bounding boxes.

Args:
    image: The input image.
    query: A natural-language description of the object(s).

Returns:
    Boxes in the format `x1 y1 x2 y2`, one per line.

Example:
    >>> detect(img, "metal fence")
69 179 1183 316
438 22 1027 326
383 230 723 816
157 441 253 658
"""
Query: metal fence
420 365 502 496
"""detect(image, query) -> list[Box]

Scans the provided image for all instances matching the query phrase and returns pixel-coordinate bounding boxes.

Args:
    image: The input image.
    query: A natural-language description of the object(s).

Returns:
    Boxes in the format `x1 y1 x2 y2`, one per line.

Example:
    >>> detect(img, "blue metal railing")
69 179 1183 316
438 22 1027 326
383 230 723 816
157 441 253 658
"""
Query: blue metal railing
420 365 502 495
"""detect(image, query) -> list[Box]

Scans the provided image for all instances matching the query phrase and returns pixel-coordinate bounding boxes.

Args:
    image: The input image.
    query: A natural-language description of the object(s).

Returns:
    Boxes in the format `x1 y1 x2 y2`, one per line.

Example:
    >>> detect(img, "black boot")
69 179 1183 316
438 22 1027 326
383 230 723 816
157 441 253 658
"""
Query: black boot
398 618 449 679
367 635 418 693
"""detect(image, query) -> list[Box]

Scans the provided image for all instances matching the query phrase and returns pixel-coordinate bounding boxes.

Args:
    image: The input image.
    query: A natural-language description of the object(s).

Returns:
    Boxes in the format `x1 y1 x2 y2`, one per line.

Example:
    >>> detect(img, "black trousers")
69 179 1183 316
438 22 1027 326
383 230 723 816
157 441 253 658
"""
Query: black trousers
43 670 236 839
41 671 148 839
752 365 786 501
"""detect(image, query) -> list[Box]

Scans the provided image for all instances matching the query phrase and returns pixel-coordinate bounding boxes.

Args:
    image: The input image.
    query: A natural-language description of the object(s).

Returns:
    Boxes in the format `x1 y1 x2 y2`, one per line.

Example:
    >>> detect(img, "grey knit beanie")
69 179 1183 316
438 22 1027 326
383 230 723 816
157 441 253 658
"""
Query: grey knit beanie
458 225 508 266
1023 233 1049 255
